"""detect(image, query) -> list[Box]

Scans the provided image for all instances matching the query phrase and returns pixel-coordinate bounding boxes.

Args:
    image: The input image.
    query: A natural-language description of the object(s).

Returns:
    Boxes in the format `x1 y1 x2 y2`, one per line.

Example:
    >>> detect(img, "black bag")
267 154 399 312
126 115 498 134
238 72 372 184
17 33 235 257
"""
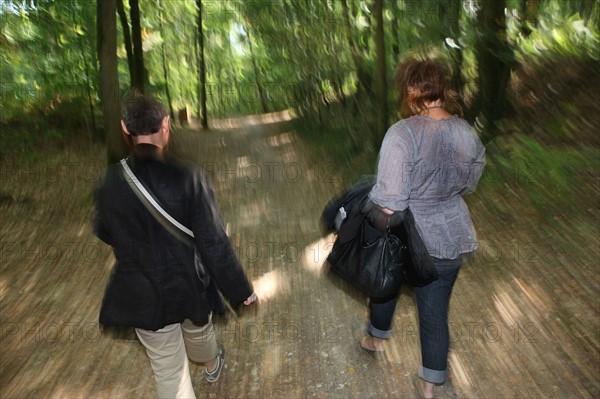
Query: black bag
402 208 438 287
327 215 406 298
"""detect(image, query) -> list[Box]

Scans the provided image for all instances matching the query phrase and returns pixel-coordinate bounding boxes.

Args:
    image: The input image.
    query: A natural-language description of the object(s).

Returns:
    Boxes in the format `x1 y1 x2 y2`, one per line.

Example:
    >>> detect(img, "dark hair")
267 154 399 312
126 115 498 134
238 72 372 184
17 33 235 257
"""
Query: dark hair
395 58 462 117
122 91 168 136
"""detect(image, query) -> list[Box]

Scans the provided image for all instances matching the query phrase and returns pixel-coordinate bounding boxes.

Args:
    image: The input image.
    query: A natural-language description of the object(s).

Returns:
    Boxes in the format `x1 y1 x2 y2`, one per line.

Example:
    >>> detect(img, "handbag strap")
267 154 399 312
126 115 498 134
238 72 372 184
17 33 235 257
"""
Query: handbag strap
119 158 195 247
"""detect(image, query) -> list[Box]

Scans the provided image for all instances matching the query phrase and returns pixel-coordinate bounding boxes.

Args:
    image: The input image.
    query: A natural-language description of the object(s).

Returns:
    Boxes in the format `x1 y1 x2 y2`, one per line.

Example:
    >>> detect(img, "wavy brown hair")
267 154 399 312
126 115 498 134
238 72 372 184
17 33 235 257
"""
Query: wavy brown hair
395 58 462 118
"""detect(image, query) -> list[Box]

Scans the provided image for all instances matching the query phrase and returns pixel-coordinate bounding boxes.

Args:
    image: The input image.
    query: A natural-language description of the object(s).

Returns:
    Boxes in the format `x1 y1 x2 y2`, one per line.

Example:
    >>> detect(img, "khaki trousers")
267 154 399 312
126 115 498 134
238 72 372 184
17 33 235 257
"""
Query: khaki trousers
135 318 218 399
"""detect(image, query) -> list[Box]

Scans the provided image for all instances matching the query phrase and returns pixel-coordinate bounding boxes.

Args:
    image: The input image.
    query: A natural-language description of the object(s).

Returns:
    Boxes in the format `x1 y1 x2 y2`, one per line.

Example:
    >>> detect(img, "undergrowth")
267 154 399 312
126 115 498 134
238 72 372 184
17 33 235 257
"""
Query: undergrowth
0 97 103 162
295 97 382 185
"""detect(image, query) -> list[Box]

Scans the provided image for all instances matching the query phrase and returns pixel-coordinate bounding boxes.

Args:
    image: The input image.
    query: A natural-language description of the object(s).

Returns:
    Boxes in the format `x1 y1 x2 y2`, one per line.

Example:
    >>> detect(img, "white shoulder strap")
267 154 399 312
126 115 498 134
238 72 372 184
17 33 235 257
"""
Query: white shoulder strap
119 158 195 239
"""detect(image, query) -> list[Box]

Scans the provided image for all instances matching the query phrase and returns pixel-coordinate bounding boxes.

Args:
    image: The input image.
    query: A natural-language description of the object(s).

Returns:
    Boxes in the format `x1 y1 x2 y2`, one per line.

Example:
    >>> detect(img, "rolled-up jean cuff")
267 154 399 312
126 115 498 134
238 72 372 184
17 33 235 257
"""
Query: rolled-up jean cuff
419 366 447 385
367 323 392 339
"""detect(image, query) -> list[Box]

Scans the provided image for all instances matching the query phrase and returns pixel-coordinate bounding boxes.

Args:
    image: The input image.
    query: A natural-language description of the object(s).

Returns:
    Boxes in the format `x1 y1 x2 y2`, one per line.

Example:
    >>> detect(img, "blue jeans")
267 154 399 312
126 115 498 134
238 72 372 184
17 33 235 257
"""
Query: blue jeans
367 257 462 384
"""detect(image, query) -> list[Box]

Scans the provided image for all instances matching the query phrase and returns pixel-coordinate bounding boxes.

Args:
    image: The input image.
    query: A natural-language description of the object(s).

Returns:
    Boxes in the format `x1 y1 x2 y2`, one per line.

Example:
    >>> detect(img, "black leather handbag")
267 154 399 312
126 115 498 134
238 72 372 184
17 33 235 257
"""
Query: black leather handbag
327 215 406 298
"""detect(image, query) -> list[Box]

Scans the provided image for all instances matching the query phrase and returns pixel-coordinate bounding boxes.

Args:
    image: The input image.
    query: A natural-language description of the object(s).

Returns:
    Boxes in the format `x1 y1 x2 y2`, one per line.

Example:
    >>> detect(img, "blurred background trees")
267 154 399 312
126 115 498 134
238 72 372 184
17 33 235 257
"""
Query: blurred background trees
0 0 598 243
1 0 598 160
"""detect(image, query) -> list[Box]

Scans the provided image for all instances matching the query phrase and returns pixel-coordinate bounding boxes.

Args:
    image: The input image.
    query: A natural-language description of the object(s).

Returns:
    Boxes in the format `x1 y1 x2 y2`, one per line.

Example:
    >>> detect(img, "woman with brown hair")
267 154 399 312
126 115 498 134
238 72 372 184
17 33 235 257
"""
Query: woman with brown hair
359 59 486 398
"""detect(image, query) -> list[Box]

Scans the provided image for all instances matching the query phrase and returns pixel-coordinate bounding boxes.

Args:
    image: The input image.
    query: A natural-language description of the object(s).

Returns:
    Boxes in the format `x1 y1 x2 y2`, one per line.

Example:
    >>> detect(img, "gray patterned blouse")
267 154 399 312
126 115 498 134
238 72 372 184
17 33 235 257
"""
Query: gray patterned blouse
368 115 486 260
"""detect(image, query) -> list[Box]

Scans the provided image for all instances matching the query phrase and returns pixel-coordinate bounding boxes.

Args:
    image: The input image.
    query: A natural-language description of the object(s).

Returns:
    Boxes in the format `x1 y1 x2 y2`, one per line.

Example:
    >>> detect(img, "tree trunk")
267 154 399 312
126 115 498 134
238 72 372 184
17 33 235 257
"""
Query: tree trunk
80 43 97 138
196 0 208 129
580 0 597 26
441 0 464 103
390 0 401 63
341 0 372 98
519 0 539 36
329 27 345 104
214 49 225 116
246 20 268 114
98 0 126 163
158 1 174 120
130 0 145 93
374 0 388 135
96 0 102 68
472 0 514 138
357 0 373 55
116 0 134 86
226 32 241 113
161 43 174 120
218 76 225 117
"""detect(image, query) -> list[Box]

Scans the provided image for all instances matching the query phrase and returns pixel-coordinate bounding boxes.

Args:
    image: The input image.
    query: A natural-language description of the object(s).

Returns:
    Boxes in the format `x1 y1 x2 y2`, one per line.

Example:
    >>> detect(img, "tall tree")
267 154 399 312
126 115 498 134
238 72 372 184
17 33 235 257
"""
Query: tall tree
518 0 539 36
390 0 401 62
374 0 388 135
245 18 268 114
225 29 241 114
116 0 134 86
472 0 515 137
441 0 464 102
158 0 174 120
580 0 597 26
98 0 127 163
130 0 146 92
196 0 208 129
341 0 372 98
79 36 97 136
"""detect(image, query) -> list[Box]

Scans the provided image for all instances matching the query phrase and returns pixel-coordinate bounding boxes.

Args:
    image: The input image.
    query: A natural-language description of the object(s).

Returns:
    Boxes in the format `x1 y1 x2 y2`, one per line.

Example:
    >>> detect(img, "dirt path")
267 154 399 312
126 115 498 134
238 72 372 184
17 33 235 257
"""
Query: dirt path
1 115 598 398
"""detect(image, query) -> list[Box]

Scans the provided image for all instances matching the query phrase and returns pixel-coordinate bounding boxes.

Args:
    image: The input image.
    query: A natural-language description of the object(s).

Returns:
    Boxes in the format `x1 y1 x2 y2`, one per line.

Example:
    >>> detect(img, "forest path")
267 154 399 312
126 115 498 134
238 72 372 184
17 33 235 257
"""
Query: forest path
1 113 598 398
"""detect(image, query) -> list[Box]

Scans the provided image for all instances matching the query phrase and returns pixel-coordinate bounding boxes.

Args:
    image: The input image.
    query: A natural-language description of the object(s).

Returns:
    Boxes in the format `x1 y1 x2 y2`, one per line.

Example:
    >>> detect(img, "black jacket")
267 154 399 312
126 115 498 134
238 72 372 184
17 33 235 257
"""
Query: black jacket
94 144 253 331
321 175 376 234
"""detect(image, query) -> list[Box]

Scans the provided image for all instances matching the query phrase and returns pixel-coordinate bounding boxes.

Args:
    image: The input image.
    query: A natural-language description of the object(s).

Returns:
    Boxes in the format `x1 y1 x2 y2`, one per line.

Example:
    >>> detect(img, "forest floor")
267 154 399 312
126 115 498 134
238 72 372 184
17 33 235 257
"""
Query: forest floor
0 110 598 398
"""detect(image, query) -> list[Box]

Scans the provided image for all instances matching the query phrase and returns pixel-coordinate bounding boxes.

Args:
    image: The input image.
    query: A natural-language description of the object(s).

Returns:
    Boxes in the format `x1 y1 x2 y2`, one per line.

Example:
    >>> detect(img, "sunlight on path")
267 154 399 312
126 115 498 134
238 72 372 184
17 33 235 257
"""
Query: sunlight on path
300 234 335 275
208 110 295 129
251 270 289 302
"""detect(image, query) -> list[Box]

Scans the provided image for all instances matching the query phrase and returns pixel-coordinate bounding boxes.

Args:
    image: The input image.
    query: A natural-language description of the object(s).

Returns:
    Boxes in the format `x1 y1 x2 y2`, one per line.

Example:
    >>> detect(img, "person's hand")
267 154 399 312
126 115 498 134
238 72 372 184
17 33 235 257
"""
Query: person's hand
367 206 394 231
243 292 257 306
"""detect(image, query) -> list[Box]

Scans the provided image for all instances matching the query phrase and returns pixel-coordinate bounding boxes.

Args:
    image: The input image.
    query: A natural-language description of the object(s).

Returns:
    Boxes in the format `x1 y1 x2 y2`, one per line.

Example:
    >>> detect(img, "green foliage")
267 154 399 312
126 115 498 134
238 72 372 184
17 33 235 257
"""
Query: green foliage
514 12 600 62
480 133 598 216
0 0 597 245
295 96 382 185
1 0 599 136
140 0 198 112
1 0 98 125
